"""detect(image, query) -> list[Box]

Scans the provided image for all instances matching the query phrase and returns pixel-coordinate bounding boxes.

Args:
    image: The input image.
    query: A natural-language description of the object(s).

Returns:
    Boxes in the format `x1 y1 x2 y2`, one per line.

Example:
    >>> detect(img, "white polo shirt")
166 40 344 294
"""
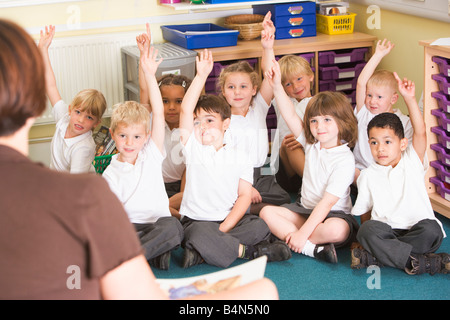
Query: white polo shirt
50 100 95 173
102 139 171 224
352 145 445 235
150 114 185 183
224 93 270 168
354 106 413 170
180 133 253 221
297 132 355 214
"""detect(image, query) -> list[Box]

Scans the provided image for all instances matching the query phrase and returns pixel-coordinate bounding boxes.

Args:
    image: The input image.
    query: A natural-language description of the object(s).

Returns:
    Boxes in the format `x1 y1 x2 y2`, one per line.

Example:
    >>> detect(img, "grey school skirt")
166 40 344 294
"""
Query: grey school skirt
282 200 359 248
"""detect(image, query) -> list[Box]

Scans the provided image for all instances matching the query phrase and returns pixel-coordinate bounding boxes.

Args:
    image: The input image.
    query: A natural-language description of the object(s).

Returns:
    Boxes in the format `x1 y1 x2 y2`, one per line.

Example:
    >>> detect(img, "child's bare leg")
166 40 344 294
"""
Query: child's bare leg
280 144 305 178
309 217 350 245
259 205 305 241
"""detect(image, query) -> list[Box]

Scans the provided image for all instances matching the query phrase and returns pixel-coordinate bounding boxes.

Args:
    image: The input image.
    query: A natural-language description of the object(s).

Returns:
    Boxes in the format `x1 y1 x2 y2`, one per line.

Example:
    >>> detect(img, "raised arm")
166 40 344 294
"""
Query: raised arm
139 38 164 153
179 49 213 145
37 25 62 106
259 12 276 104
394 72 426 162
261 12 275 75
355 39 394 112
265 59 303 138
136 23 152 112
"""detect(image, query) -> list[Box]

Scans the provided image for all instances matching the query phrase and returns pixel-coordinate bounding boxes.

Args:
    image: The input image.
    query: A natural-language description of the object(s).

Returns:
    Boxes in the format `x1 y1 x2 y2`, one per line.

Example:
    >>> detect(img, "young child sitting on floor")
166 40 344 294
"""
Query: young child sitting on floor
260 59 359 264
353 39 413 183
351 73 449 275
38 25 106 173
102 38 183 270
179 49 291 269
137 23 191 218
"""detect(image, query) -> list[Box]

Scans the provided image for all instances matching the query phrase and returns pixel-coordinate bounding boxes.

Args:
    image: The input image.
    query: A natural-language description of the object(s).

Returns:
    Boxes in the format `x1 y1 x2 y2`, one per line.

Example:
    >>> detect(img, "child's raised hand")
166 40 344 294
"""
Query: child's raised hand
394 72 415 99
139 41 162 77
38 25 55 50
195 49 213 78
136 23 151 54
261 11 275 49
375 38 394 57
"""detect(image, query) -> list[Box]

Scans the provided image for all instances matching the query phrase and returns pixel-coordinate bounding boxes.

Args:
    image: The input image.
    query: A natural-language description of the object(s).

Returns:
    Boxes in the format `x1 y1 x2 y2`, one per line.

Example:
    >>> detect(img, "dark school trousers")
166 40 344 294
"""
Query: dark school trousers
134 216 184 260
253 167 291 206
357 219 444 269
181 214 271 268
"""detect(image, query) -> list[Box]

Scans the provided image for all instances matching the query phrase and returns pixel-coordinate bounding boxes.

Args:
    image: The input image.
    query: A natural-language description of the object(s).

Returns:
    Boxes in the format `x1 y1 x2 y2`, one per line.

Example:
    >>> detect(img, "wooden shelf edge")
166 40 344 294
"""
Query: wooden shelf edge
429 192 450 219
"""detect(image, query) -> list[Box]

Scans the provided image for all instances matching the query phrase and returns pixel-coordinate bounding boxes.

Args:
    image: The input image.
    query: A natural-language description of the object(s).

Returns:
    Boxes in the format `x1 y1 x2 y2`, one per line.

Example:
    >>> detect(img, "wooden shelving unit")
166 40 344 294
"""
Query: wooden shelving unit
420 39 450 219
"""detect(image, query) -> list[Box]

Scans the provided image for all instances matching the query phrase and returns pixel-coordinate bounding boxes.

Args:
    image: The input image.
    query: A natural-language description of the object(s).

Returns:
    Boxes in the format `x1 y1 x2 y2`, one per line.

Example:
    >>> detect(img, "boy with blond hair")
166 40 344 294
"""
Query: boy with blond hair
102 38 183 270
39 25 107 173
179 49 291 268
352 73 448 275
354 39 413 182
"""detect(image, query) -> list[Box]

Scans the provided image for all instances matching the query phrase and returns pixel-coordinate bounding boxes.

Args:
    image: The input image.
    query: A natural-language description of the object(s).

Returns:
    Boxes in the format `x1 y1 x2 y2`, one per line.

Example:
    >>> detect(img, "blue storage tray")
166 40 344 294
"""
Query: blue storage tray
254 2 316 17
161 24 239 50
275 24 316 39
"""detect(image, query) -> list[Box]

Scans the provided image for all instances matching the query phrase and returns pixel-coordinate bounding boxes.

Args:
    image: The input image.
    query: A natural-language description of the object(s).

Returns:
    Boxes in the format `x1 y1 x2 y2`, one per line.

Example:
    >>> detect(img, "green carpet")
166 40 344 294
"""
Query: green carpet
153 213 450 300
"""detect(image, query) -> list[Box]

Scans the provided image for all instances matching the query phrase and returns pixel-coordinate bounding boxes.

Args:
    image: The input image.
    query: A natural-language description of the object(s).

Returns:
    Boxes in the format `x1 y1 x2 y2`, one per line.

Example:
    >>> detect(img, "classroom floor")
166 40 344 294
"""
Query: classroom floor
152 213 450 300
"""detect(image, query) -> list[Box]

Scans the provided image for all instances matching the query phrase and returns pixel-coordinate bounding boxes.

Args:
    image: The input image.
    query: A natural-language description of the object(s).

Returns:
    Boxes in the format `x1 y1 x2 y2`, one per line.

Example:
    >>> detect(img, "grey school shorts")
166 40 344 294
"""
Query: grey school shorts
282 201 359 248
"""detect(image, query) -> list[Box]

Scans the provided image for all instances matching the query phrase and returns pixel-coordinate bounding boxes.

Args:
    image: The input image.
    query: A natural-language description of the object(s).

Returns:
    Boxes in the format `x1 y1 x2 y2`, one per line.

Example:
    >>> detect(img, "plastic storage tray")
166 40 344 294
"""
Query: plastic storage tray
319 77 357 92
316 12 356 35
432 56 450 78
432 108 450 132
253 2 316 40
431 143 450 166
93 154 112 174
430 176 450 201
431 160 450 184
432 91 450 113
121 43 197 86
161 24 239 49
431 126 450 150
432 73 450 95
318 47 368 65
319 62 366 80
274 25 316 39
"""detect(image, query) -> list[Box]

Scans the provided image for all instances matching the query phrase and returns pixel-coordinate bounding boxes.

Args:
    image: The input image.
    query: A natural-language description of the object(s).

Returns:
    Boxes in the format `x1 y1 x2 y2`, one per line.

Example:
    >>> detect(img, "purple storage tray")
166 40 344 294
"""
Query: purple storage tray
319 62 366 80
431 160 450 184
432 73 450 95
318 47 368 65
432 91 450 113
431 143 450 167
431 126 450 150
430 176 450 201
319 77 357 92
432 56 450 78
431 108 450 133
205 77 217 94
275 52 314 67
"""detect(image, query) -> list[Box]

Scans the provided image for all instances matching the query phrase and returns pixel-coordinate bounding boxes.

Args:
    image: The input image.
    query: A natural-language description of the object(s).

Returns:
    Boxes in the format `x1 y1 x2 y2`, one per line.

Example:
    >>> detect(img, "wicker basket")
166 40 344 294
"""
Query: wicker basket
224 14 264 41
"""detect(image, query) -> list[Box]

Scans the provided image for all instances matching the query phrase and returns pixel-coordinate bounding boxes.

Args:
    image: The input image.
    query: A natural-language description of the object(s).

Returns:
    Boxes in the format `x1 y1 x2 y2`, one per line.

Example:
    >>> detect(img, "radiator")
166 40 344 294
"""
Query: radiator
35 31 138 125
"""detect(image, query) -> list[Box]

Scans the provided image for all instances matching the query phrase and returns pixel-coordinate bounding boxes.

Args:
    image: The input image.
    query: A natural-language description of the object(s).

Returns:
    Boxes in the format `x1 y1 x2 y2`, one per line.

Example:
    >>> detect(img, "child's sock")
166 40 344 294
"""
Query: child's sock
302 240 322 258
240 245 257 259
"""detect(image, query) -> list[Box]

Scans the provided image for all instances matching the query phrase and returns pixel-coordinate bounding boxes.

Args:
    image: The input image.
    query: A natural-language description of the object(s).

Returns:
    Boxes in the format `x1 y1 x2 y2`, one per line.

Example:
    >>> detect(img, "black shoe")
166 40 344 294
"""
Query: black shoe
314 243 338 264
182 248 204 268
351 246 382 269
149 251 171 270
253 240 292 262
406 253 450 275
